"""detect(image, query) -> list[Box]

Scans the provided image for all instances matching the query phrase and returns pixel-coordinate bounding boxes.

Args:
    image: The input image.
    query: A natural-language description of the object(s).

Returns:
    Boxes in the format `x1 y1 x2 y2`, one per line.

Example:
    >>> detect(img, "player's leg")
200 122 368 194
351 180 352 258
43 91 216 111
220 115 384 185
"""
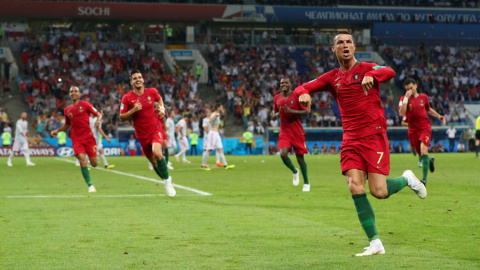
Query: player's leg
163 139 173 170
346 169 385 256
22 143 35 166
7 142 17 166
97 148 109 168
279 146 299 186
295 153 310 192
76 151 95 192
85 140 98 168
181 138 190 163
201 149 212 170
420 142 432 184
152 141 175 197
476 138 479 158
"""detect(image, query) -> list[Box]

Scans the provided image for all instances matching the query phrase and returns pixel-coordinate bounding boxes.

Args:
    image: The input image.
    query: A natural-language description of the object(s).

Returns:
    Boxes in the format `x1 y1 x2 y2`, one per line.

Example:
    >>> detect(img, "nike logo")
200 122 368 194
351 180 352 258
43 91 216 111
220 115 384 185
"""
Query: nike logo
377 166 384 169
374 249 384 255
335 77 341 81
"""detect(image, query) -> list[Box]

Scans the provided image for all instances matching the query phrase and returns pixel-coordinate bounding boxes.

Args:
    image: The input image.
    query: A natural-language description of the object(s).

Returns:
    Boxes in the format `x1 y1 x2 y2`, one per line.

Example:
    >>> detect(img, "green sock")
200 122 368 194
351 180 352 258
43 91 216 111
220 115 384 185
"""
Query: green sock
386 176 408 197
80 167 92 186
418 154 422 163
164 148 169 164
422 155 430 180
156 158 169 180
299 162 309 184
282 156 297 174
352 193 378 241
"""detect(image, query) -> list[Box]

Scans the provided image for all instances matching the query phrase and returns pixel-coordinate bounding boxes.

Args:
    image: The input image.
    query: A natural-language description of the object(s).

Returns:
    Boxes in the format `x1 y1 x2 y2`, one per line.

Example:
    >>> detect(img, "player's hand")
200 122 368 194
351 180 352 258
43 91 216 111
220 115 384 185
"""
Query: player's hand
133 102 142 112
405 90 413 98
51 130 57 137
362 76 374 96
156 106 165 118
94 120 101 128
439 116 446 125
106 137 111 143
299 94 311 108
283 106 292 113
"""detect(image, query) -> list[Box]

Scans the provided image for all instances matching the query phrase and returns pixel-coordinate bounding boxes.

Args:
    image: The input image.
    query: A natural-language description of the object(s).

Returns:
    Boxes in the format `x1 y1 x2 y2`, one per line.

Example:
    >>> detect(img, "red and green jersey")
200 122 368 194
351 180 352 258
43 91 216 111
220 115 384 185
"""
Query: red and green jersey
399 93 431 133
120 88 163 139
64 100 99 141
293 62 396 140
273 93 306 139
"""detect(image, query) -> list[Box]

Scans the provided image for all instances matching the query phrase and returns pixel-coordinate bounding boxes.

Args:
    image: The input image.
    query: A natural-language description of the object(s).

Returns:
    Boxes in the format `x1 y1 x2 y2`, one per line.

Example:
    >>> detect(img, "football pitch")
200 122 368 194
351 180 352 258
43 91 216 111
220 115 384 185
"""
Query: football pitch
1 153 479 269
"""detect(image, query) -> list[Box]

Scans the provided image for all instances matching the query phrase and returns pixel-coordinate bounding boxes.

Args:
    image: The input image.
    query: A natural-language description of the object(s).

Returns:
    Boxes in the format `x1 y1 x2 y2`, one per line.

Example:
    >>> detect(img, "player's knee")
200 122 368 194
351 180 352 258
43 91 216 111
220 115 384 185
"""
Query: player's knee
370 189 388 199
91 160 98 167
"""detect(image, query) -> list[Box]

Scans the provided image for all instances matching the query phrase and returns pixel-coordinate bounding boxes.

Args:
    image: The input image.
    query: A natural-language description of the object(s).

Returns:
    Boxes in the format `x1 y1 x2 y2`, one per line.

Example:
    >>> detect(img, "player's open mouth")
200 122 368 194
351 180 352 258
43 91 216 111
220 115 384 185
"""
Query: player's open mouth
343 50 350 57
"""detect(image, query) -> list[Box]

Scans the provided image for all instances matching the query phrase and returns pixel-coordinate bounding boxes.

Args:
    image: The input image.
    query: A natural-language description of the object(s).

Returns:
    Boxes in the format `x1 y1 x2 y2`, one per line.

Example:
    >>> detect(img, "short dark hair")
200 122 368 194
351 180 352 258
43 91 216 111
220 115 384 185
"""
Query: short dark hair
215 103 223 110
130 69 142 79
403 78 417 86
333 31 352 44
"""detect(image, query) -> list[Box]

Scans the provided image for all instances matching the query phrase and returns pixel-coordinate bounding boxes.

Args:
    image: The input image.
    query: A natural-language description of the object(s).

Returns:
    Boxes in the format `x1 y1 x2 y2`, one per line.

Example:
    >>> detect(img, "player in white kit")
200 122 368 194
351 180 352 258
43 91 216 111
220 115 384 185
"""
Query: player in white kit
7 112 35 167
89 113 114 169
174 114 190 163
201 104 235 170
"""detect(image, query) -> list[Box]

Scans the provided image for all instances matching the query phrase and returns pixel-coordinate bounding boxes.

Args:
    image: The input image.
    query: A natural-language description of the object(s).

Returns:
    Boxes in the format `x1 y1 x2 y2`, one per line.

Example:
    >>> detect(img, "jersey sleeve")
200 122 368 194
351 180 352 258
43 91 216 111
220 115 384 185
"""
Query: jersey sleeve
153 88 161 102
64 108 71 125
424 95 431 111
398 95 406 110
364 63 396 83
120 94 130 114
86 102 99 116
293 72 335 97
273 95 279 112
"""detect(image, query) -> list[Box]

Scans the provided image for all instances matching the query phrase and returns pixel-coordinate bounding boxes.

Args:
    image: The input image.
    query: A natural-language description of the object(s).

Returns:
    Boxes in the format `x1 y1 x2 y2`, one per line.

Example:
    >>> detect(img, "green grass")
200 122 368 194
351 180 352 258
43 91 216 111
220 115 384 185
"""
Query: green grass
1 153 479 269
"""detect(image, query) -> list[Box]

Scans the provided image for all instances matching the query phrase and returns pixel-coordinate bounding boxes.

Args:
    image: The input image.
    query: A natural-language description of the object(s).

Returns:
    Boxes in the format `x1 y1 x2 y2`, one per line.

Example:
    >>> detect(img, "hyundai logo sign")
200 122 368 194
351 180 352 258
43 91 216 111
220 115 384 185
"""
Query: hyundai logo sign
57 147 75 157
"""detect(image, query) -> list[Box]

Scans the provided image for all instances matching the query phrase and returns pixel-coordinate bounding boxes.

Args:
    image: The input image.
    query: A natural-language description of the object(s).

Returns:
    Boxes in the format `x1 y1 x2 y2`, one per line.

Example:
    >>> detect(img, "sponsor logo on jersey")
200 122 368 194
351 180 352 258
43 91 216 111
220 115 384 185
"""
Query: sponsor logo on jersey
372 65 385 70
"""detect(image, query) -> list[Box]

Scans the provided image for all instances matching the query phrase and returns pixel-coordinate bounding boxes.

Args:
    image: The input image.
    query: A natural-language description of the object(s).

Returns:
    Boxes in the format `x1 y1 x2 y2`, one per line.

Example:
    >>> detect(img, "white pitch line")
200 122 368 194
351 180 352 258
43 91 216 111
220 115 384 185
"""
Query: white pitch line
55 158 212 196
6 194 202 198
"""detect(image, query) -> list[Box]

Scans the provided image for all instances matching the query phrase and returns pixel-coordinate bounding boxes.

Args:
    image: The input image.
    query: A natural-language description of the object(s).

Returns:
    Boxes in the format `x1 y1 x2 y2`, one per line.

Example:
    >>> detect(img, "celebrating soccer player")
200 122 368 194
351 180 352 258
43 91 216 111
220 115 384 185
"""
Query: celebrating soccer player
51 86 100 193
294 31 427 256
272 77 310 192
399 78 446 185
119 69 175 197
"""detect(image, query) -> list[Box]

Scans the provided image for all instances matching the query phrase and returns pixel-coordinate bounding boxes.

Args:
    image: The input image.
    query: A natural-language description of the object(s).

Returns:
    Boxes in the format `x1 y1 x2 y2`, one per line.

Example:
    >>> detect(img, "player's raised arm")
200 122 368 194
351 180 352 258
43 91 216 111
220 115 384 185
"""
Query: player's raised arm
293 73 332 108
428 108 447 125
363 64 396 96
119 99 142 122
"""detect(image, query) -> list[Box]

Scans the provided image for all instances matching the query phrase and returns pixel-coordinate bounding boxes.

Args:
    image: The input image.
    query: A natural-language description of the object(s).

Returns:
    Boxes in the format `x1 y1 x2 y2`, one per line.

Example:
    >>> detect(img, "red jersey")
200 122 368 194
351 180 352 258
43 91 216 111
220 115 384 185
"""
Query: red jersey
273 92 307 139
120 88 163 139
64 100 99 141
293 62 395 140
399 93 431 133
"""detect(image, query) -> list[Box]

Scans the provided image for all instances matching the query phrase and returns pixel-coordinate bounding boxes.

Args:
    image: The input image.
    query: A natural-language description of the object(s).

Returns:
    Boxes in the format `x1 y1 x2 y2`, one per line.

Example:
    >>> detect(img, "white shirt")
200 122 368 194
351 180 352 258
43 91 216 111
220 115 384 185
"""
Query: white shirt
176 118 187 138
15 119 28 140
446 128 456 139
166 117 175 138
89 116 101 140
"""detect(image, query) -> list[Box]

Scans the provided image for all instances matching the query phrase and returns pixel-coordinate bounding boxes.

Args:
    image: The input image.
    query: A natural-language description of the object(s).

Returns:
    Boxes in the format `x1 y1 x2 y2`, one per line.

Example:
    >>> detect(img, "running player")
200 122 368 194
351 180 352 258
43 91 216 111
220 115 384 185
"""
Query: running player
7 112 36 167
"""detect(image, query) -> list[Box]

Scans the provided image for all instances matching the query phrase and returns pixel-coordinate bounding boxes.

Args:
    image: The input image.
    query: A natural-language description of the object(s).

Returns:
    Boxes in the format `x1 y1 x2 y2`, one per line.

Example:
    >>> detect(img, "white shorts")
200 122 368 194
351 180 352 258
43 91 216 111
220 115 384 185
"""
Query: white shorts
178 137 189 151
168 135 177 149
95 137 103 150
203 132 209 149
12 138 29 151
206 131 223 150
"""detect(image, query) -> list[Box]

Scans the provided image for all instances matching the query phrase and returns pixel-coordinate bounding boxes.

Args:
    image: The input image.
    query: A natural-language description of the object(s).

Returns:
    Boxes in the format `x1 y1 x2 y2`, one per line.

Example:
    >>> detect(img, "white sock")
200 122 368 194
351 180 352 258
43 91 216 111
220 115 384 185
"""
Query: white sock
219 152 228 166
23 150 31 163
100 155 108 166
216 151 220 163
202 151 210 166
8 150 14 162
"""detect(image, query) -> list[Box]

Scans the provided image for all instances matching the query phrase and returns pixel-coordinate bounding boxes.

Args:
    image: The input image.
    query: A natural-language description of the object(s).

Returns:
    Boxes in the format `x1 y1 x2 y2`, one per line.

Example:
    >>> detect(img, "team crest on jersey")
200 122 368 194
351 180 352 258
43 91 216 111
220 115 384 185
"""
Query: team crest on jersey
147 96 152 104
79 106 83 112
353 73 360 82
420 99 424 106
290 100 294 105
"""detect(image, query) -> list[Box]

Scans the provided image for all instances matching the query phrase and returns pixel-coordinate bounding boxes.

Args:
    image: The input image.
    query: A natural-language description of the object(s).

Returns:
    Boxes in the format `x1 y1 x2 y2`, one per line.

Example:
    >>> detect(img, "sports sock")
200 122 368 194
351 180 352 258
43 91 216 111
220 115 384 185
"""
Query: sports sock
386 176 408 197
100 154 108 166
80 167 93 186
352 193 378 241
7 150 14 162
281 156 297 174
476 146 478 157
299 162 309 184
164 148 169 164
418 154 421 163
202 151 210 166
23 150 31 163
216 151 220 163
219 152 228 166
156 157 169 180
422 155 430 180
